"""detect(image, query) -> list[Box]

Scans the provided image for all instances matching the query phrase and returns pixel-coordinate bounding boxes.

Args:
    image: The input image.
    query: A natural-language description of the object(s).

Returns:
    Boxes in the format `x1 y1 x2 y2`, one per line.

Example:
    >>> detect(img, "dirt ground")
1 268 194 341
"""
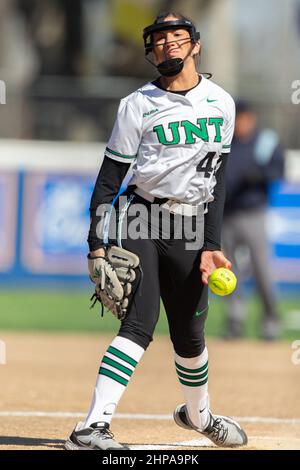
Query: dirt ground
0 332 299 450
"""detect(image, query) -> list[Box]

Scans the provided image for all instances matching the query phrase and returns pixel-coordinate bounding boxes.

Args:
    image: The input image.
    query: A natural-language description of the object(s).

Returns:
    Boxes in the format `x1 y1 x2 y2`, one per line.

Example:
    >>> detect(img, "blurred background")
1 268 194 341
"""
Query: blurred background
0 0 299 338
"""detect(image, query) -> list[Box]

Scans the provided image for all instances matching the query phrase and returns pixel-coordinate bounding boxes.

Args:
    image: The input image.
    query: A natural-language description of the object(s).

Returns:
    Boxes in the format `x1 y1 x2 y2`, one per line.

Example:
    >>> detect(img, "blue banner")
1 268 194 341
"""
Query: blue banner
0 172 299 286
21 173 94 275
268 181 300 282
0 173 17 272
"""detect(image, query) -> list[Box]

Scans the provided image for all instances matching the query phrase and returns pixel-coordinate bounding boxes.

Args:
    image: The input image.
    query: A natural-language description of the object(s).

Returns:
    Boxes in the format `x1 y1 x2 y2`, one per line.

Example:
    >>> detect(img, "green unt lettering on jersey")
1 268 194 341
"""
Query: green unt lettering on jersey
153 121 180 145
208 117 224 142
153 117 224 145
181 118 209 144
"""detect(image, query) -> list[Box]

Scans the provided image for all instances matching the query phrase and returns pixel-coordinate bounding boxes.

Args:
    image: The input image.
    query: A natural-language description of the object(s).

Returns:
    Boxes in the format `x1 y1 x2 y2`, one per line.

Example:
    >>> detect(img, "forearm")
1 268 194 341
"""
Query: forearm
203 156 228 251
88 157 130 251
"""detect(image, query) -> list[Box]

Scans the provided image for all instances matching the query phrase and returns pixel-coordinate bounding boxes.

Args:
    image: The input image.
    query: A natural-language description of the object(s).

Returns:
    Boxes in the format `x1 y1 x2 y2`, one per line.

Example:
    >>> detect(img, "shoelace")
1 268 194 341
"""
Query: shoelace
92 426 114 440
206 417 228 444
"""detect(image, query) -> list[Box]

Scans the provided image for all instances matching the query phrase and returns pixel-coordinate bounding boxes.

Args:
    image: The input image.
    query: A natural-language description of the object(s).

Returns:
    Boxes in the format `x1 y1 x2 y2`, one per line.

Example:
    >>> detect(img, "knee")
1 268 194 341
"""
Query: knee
118 323 154 351
173 336 206 358
170 309 207 358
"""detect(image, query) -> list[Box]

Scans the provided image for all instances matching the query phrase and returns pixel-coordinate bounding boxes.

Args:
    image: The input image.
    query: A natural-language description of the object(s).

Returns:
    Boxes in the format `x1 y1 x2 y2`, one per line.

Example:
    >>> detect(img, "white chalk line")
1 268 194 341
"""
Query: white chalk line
0 411 300 425
0 412 299 450
129 436 300 450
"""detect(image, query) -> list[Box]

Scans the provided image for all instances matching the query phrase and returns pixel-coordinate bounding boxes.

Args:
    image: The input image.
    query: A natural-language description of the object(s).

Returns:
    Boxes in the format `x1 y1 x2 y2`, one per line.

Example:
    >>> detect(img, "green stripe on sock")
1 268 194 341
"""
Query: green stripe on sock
176 369 208 381
178 376 209 387
102 355 133 377
107 346 138 367
99 367 129 386
175 360 208 374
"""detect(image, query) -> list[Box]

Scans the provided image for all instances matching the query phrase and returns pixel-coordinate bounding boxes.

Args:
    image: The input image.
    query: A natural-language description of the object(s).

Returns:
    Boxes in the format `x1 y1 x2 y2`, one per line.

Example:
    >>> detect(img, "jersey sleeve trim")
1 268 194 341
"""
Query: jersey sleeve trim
222 144 231 153
105 146 137 162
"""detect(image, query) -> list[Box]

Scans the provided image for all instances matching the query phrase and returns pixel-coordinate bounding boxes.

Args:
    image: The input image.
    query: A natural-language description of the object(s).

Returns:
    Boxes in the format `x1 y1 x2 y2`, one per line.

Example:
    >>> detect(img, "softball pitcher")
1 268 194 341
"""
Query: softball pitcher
65 11 248 450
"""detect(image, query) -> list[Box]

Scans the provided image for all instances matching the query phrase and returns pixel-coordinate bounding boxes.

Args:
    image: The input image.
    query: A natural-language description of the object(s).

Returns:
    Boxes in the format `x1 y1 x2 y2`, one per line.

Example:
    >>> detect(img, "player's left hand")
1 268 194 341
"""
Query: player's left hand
200 250 232 285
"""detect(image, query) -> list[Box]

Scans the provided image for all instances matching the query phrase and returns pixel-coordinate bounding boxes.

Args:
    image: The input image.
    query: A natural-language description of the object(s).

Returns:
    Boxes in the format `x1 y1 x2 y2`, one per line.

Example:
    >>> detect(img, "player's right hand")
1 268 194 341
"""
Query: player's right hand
200 250 232 285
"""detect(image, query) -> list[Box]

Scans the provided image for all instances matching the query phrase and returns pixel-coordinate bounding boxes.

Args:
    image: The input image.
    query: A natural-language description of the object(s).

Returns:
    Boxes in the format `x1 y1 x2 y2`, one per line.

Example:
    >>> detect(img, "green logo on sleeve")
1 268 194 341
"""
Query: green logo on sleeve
143 108 159 118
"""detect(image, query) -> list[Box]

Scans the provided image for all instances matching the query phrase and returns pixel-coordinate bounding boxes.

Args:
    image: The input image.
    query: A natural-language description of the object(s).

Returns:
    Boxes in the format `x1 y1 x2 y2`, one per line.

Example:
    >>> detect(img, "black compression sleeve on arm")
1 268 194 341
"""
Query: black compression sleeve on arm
88 157 130 251
203 156 228 251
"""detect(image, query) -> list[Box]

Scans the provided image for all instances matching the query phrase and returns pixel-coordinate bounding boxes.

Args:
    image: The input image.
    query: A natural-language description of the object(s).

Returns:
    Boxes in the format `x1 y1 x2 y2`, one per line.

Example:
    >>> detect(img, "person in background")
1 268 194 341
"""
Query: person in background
222 101 284 340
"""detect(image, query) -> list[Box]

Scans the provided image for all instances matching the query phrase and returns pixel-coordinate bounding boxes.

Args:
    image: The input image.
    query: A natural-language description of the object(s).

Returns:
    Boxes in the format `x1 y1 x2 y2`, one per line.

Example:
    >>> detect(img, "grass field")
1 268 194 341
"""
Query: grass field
0 289 299 339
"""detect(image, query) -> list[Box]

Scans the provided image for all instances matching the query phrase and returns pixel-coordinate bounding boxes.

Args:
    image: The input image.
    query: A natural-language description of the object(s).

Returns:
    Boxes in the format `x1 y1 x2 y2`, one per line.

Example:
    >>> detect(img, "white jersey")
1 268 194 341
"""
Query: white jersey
105 76 235 205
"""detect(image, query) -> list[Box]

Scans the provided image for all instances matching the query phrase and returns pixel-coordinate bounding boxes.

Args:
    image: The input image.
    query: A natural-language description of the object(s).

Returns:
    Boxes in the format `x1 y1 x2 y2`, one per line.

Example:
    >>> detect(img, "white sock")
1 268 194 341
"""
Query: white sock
84 336 144 427
174 347 210 430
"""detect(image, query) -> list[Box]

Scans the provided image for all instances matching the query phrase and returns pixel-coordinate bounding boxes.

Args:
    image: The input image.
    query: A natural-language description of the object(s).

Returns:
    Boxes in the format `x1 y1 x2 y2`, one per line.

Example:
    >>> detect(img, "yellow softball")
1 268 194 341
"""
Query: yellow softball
208 268 237 296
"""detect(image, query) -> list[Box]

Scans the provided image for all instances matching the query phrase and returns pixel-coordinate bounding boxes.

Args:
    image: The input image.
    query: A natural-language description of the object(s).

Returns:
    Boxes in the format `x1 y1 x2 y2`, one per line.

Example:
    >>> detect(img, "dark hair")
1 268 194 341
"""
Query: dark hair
154 11 194 25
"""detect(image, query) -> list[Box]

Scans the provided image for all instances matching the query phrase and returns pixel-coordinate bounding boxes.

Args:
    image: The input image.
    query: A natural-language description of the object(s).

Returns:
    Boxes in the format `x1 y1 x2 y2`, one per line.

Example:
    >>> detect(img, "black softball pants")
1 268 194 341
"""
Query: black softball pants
108 192 208 358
